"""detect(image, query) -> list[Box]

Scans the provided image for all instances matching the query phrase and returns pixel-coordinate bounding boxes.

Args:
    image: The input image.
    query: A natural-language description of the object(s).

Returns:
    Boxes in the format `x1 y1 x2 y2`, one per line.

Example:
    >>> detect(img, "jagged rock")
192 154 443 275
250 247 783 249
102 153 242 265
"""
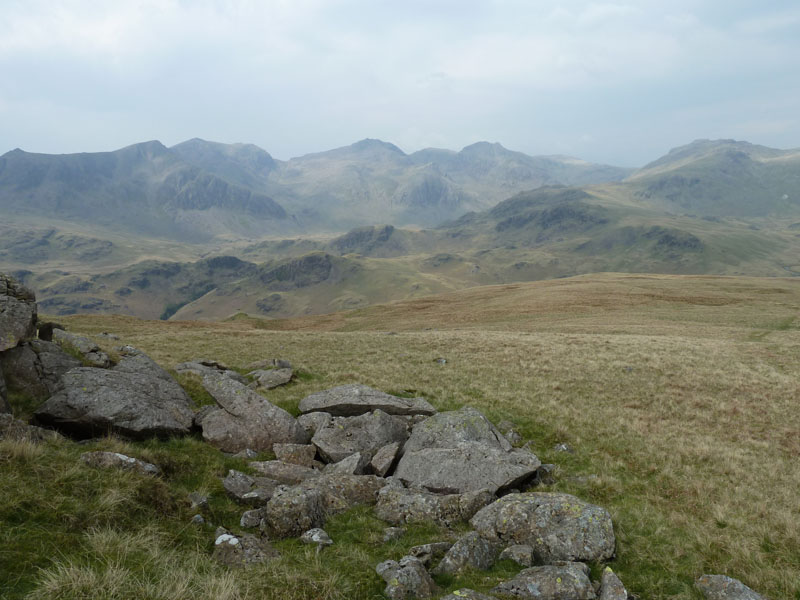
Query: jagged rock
212 531 279 567
408 542 453 567
223 469 256 499
299 384 436 417
599 567 628 600
273 443 318 467
0 274 37 352
0 340 81 400
249 368 293 389
370 441 401 477
247 358 291 370
261 485 326 538
249 460 319 485
222 469 281 506
36 353 195 439
199 372 308 452
240 507 266 528
491 562 596 599
312 409 408 463
52 329 111 368
432 531 499 575
175 359 248 385
324 451 370 475
300 527 333 547
470 492 616 563
80 451 160 476
695 574 766 600
441 590 498 600
188 492 209 510
297 411 332 437
376 486 494 528
376 555 438 600
383 527 406 542
498 544 534 567
0 413 60 442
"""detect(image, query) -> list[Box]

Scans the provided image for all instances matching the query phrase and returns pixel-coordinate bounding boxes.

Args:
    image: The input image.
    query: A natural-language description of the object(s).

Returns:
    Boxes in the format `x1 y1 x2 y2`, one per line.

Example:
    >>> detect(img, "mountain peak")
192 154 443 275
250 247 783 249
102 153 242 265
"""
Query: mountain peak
350 138 406 155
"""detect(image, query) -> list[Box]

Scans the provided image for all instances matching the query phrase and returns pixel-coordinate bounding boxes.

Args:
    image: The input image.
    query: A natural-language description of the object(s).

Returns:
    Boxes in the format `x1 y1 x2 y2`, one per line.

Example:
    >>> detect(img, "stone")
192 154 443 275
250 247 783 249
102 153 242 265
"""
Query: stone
248 358 291 370
249 460 319 485
312 409 408 463
240 508 266 528
599 567 628 600
0 340 81 400
408 542 453 567
300 527 333 547
199 372 308 452
383 527 406 542
261 485 326 538
232 448 258 459
293 474 385 515
299 384 436 417
470 492 616 563
191 514 205 525
80 451 160 476
0 274 37 352
249 368 293 389
402 407 513 454
498 544 534 567
491 563 596 599
52 329 111 368
36 359 195 439
0 413 60 442
221 469 280 506
273 443 318 467
324 452 370 475
175 359 248 385
695 574 766 600
212 532 279 567
432 531 499 575
188 492 209 510
297 411 332 437
553 442 575 453
441 590 498 600
376 555 438 600
497 419 523 446
370 441 401 477
534 464 557 486
376 486 494 528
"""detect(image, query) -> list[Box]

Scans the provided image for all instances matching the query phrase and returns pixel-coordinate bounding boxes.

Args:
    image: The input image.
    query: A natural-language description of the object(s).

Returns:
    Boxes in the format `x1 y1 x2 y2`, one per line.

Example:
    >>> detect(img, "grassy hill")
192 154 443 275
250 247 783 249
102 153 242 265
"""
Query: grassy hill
4 273 798 599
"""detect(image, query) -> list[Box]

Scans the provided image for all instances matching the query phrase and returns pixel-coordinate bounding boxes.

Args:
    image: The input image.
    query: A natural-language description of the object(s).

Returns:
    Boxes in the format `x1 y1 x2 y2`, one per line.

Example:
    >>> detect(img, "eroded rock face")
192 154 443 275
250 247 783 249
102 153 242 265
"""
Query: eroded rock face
0 340 81 400
312 409 408 463
376 486 494 528
299 384 436 417
199 372 308 452
376 555 438 600
470 492 616 563
80 451 160 476
695 575 766 600
0 274 37 352
491 562 596 600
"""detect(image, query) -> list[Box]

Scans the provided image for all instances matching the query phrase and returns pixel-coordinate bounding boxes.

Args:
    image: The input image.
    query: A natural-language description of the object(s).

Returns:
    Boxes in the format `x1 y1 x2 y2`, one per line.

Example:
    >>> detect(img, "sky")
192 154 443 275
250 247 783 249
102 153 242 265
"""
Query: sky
1 0 799 167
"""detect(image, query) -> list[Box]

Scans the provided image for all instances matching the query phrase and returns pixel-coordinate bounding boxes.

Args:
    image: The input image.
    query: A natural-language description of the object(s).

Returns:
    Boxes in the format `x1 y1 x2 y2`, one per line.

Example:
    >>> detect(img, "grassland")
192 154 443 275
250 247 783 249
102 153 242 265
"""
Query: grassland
2 273 799 599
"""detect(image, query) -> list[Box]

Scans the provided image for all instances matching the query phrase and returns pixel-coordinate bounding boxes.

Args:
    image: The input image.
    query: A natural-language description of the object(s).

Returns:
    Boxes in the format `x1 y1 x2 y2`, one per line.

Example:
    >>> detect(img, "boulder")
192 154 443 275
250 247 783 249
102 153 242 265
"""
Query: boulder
408 542 453 567
491 563 596 599
376 556 438 600
240 508 267 528
498 544 534 567
175 359 248 385
35 355 195 439
376 486 494 528
0 340 81 400
0 274 37 352
0 413 60 442
312 409 408 463
402 407 512 454
249 460 319 485
431 531 499 575
297 411 332 437
222 469 281 506
470 492 616 563
261 485 326 538
212 531 279 567
695 575 766 600
273 443 318 467
80 451 160 476
199 372 308 452
249 368 293 389
299 384 436 417
370 441 401 477
300 528 333 547
599 567 628 600
52 329 111 368
324 452 370 475
293 473 386 515
247 358 291 370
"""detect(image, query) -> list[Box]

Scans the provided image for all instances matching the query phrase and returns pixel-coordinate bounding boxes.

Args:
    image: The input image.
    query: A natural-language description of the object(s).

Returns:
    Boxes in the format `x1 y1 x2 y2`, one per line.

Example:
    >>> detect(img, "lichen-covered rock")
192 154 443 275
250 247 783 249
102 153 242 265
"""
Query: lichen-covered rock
80 451 160 476
599 567 627 600
432 531 499 575
240 507 266 528
371 441 401 477
402 407 512 454
273 443 318 467
300 384 436 417
249 460 319 485
249 368 293 389
261 485 326 538
324 451 370 475
52 329 111 368
300 527 333 547
212 532 279 567
408 542 453 566
312 409 408 463
491 562 596 600
0 340 81 400
498 544 534 567
297 411 332 437
441 590 498 600
293 473 386 515
0 413 60 442
199 372 308 452
376 486 494 528
695 575 766 600
470 492 615 563
0 274 37 352
222 469 281 506
376 555 438 600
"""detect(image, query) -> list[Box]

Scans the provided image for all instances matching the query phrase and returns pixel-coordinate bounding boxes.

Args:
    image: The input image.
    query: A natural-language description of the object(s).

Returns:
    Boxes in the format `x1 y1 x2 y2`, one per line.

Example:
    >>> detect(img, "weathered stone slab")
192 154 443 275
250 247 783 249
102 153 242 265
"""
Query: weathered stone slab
249 460 319 485
312 409 408 463
376 486 494 528
249 368 293 389
300 384 436 417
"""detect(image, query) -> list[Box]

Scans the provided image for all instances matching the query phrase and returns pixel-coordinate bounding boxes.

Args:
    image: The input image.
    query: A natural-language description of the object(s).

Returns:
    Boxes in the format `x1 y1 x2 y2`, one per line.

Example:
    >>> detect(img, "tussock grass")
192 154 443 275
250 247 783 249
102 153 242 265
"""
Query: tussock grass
13 273 800 599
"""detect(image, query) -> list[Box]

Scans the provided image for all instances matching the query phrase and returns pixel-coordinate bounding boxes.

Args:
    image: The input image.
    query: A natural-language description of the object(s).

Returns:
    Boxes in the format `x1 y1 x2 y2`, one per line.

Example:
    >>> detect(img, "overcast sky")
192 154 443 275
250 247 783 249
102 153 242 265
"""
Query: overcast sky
1 1 799 166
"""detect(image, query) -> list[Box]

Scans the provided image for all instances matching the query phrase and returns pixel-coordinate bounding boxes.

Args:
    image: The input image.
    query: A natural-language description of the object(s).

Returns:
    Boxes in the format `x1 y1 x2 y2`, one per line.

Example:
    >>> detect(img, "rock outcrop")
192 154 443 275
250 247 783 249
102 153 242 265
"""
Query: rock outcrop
0 274 37 352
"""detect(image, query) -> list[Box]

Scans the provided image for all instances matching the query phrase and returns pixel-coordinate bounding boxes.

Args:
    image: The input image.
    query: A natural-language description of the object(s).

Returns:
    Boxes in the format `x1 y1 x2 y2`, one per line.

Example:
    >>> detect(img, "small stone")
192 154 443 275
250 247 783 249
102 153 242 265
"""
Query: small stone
188 491 209 510
190 514 205 525
370 441 401 477
240 507 266 528
249 368 293 389
408 542 453 567
432 531 499 575
553 442 574 453
300 527 333 547
382 527 406 542
80 451 160 476
232 448 259 459
212 532 280 567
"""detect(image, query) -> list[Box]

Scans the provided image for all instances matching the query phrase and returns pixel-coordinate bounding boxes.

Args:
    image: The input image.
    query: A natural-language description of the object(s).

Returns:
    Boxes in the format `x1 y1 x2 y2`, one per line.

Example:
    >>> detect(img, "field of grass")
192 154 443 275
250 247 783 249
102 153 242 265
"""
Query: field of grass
2 273 799 599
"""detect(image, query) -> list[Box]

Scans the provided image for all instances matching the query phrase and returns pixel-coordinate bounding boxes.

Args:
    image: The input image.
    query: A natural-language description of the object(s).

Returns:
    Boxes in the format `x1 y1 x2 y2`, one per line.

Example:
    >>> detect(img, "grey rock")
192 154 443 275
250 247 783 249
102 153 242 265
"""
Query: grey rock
240 507 266 528
36 361 195 439
273 443 318 467
408 542 453 567
212 532 279 567
599 567 628 600
96 332 120 340
295 473 385 515
312 409 408 463
491 562 596 599
249 368 293 389
376 555 438 600
190 514 205 525
440 590 497 600
324 451 370 475
80 451 160 476
553 442 575 453
695 574 766 600
299 384 436 417
0 413 61 442
249 460 319 485
403 407 512 454
188 491 209 510
300 527 333 547
200 372 308 452
370 441 401 477
470 492 616 563
52 329 111 368
248 358 292 370
175 359 248 385
499 544 534 567
497 419 523 446
221 469 280 505
432 531 499 575
261 485 326 538
0 340 81 400
534 464 557 486
375 486 494 528
297 411 332 437
0 274 37 352
383 527 406 542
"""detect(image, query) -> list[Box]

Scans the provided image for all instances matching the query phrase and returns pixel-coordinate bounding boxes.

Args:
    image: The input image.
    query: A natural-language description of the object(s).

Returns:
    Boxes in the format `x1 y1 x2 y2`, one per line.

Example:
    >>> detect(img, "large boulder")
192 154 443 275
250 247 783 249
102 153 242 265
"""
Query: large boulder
376 485 494 528
52 329 111 368
299 384 436 417
0 340 81 400
491 562 596 599
35 350 195 439
0 274 37 352
312 409 408 463
198 372 308 452
402 407 512 453
470 492 616 563
695 575 766 600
